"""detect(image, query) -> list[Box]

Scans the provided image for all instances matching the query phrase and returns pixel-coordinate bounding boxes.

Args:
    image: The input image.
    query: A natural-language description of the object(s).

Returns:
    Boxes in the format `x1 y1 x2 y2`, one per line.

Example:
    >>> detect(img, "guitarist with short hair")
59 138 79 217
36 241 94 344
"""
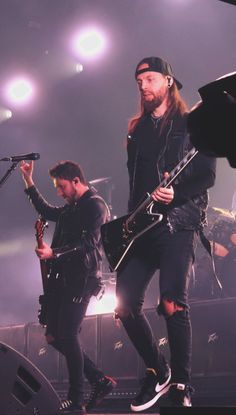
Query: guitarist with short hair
20 160 116 414
114 57 216 409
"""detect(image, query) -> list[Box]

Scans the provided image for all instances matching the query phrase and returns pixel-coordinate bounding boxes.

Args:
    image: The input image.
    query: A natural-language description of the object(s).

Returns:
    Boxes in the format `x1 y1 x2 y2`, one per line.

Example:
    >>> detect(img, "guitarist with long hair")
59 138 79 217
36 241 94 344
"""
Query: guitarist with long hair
114 57 216 409
20 160 116 414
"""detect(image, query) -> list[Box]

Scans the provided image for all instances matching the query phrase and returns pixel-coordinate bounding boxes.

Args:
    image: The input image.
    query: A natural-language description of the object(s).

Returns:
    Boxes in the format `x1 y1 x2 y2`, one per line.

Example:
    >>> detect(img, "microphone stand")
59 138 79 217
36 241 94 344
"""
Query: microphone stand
0 161 19 189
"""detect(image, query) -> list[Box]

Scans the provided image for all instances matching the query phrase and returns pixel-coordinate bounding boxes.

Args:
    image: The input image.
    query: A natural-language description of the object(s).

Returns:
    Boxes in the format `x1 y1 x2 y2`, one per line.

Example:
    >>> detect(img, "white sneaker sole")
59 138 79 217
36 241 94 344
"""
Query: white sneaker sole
130 382 171 412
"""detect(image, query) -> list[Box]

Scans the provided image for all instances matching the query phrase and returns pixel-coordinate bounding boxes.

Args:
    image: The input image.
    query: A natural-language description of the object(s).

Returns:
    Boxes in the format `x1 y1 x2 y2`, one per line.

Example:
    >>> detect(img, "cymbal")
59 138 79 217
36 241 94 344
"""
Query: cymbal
89 177 112 185
211 206 235 218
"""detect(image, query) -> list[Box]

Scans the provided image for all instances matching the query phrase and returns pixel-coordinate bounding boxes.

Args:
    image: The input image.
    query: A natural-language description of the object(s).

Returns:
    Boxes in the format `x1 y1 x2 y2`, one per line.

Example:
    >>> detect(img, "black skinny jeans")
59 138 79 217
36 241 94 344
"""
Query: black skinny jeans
116 224 198 384
45 292 104 405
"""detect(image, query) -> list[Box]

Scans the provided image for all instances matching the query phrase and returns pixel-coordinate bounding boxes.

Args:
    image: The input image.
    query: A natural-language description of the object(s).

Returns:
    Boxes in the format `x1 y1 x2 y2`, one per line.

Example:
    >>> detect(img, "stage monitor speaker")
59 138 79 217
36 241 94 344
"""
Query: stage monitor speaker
0 342 60 415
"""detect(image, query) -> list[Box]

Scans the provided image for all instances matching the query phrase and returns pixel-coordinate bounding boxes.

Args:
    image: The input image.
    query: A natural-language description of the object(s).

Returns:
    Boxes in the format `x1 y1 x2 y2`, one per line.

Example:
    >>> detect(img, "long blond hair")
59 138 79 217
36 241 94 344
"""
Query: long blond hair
128 83 189 135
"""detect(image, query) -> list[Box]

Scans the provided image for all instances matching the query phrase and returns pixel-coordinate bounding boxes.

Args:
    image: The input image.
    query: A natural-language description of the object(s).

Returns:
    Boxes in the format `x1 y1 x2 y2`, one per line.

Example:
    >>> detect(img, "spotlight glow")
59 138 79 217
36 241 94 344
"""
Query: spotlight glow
5 109 13 119
0 236 35 257
86 292 117 316
5 77 35 105
0 107 13 123
75 62 84 73
72 28 107 60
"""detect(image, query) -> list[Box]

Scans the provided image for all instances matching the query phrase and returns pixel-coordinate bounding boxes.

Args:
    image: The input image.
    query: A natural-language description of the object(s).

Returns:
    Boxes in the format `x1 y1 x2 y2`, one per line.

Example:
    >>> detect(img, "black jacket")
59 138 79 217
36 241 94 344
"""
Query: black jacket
127 113 217 231
25 186 109 298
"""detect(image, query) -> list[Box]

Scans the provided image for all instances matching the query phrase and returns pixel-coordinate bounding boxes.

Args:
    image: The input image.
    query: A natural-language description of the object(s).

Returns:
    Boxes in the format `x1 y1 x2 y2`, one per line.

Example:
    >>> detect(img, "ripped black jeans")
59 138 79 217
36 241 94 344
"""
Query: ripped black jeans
45 292 104 405
116 224 198 384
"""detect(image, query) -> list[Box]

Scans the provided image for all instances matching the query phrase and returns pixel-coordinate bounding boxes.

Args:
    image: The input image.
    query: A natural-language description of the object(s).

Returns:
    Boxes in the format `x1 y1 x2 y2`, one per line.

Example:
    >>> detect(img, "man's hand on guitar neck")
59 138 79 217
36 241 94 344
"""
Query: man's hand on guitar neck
35 241 54 260
152 172 174 205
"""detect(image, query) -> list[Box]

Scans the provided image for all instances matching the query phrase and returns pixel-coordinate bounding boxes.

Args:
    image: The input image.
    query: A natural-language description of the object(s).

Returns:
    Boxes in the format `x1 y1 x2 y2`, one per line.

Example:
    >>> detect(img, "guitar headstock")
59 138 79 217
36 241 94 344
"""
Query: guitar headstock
35 216 48 243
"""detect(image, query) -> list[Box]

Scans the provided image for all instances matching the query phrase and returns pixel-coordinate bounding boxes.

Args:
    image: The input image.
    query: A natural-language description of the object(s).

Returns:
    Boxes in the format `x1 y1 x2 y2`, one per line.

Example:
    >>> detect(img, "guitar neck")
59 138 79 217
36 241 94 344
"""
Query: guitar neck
155 147 199 191
35 216 49 294
40 260 48 292
38 240 43 249
37 237 48 293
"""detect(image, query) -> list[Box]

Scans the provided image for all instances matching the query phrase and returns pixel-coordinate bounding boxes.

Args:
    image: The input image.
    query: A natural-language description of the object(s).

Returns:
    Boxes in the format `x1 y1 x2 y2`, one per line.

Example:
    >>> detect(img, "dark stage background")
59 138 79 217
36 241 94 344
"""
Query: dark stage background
0 0 236 327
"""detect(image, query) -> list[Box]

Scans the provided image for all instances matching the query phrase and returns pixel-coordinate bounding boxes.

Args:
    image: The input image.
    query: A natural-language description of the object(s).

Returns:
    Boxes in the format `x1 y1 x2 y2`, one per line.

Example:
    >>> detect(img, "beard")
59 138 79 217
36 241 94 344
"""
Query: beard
143 97 163 112
142 88 169 113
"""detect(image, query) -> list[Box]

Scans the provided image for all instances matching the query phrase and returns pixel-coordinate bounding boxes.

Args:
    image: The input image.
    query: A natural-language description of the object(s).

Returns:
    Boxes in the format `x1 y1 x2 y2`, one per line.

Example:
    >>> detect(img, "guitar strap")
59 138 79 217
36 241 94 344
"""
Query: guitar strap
199 228 225 297
181 119 224 297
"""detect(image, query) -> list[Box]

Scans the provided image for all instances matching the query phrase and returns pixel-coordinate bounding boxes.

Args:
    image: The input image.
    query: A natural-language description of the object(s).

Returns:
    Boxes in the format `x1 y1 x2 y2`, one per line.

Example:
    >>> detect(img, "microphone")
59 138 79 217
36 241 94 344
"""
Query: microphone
0 152 40 162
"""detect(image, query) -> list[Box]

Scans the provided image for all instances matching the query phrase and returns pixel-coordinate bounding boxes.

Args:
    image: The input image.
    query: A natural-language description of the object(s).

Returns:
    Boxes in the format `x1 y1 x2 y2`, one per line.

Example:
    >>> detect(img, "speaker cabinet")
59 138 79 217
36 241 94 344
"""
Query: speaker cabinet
0 324 26 355
80 315 98 365
141 298 236 377
99 313 140 379
26 322 60 382
0 342 60 415
191 297 236 376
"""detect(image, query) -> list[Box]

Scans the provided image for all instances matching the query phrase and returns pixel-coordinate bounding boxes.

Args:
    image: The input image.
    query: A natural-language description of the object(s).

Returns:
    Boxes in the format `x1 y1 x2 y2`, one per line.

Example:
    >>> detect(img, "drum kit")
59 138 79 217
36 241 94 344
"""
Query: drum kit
190 206 236 300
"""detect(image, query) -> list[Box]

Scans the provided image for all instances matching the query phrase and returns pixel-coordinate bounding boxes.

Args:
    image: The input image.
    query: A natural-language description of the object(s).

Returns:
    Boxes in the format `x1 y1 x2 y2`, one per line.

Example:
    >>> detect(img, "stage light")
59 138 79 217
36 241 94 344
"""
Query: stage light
86 292 117 316
5 77 35 106
0 107 13 123
5 109 12 119
72 27 107 60
75 62 84 73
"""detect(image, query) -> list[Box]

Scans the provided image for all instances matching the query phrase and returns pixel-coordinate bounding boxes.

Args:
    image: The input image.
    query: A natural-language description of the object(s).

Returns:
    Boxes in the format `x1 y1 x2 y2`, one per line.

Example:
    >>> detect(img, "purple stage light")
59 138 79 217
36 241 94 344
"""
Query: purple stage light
5 77 35 106
71 27 107 60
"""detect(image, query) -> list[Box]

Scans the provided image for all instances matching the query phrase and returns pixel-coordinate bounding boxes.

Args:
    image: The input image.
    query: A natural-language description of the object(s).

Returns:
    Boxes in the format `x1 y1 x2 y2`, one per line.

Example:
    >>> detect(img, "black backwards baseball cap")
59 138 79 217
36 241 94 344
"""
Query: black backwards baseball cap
135 56 183 90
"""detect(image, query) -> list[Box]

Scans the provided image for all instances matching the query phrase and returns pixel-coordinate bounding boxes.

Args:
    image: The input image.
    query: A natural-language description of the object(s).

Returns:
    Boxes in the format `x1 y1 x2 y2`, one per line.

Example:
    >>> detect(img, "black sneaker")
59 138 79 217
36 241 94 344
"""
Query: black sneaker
86 376 117 411
169 383 194 407
60 399 87 414
130 367 171 412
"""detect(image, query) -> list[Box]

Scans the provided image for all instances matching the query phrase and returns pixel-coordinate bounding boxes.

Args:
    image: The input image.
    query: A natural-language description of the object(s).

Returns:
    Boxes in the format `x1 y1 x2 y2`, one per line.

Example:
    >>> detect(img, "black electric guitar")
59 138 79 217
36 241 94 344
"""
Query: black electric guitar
101 147 198 272
35 216 49 326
